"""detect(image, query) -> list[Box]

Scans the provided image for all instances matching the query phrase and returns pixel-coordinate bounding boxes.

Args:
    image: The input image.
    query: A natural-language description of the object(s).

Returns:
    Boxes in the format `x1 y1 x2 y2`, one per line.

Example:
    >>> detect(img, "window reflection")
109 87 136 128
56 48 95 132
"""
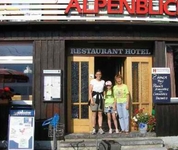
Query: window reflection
0 43 33 101
0 64 32 96
0 44 33 56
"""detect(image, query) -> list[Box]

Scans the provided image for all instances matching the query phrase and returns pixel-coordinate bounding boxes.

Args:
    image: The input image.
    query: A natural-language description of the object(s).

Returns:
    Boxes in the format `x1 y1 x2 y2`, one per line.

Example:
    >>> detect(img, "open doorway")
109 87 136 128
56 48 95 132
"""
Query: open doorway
95 57 126 130
95 57 126 83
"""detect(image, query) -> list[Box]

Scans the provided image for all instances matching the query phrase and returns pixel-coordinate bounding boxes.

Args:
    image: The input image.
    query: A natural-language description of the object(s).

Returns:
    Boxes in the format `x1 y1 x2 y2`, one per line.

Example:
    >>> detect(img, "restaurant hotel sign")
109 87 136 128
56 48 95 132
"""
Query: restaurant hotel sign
69 48 152 55
65 0 178 16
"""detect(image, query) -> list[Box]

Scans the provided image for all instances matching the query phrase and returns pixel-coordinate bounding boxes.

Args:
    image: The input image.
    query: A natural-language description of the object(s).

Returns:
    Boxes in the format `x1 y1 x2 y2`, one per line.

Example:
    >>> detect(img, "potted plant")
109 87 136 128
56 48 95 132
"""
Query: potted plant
132 108 156 133
147 114 156 132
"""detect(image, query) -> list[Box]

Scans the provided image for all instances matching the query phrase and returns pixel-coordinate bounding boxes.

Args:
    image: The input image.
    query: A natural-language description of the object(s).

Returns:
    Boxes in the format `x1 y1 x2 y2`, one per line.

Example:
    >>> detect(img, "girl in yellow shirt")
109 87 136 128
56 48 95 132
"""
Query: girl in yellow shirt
104 81 119 134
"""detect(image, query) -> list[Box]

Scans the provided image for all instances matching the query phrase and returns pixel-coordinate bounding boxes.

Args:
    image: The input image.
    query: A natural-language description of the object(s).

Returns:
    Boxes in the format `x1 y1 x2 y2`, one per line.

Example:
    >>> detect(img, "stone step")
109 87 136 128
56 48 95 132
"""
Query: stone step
99 138 165 150
123 148 167 150
33 137 166 150
0 132 167 150
0 140 166 150
118 137 164 145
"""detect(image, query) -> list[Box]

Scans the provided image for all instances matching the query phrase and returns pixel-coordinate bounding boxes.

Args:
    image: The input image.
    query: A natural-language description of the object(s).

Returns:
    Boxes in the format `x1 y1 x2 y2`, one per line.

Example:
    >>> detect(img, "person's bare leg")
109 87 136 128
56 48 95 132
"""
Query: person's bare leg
92 111 97 128
98 111 103 127
91 111 97 134
108 113 113 133
107 113 112 129
98 111 104 134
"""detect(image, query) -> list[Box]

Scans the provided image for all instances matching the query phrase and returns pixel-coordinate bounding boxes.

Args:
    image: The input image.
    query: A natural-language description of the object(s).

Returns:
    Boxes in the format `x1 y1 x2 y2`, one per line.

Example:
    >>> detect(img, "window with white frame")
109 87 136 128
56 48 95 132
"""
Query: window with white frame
0 43 33 100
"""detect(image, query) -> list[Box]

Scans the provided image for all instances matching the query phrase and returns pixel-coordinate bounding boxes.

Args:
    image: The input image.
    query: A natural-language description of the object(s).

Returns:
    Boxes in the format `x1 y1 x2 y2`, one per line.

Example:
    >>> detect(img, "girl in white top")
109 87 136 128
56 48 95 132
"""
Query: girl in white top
89 70 105 134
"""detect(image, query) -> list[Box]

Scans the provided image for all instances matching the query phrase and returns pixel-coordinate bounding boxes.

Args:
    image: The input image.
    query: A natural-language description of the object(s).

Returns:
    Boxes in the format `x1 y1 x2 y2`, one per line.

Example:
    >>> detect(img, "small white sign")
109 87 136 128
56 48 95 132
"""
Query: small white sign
43 70 61 74
152 67 170 74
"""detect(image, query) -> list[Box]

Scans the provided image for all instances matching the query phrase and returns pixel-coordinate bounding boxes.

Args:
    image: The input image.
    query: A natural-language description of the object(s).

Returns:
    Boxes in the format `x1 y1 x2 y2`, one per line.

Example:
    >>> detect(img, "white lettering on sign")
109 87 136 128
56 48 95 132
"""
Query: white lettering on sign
156 97 168 100
152 67 171 103
70 48 151 55
13 110 32 116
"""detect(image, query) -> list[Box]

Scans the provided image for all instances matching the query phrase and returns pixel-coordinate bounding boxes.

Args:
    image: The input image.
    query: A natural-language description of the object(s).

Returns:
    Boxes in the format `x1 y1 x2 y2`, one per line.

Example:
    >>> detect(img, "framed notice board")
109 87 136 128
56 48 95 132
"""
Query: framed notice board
43 70 62 102
152 67 171 103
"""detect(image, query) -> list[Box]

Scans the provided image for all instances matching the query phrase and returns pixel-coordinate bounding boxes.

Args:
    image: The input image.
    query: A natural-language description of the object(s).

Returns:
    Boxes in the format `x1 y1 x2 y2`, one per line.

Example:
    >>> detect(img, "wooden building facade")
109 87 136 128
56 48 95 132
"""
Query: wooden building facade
1 0 178 140
0 23 176 138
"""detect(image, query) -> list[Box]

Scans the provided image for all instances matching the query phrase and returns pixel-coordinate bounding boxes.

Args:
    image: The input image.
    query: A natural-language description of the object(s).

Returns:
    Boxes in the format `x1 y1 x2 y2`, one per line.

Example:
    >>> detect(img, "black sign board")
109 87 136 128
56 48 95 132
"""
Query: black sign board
152 68 171 103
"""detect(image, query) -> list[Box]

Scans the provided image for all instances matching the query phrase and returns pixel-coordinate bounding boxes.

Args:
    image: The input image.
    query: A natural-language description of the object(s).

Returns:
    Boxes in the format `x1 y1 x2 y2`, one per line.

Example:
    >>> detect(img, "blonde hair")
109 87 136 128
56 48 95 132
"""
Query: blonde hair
115 74 123 81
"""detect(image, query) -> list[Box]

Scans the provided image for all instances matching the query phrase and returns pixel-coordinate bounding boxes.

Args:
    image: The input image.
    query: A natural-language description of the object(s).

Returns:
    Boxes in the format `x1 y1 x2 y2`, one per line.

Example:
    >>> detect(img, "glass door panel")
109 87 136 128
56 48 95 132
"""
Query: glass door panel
125 57 152 131
67 56 94 133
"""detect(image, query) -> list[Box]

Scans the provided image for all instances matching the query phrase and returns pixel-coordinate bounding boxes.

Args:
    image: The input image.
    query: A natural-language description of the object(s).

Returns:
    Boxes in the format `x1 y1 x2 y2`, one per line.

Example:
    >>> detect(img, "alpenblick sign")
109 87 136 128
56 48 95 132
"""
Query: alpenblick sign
65 0 178 16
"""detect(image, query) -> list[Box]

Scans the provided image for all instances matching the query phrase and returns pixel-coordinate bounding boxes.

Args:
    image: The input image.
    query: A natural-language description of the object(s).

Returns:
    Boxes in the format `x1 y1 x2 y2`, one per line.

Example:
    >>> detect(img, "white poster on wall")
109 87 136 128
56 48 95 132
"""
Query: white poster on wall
43 70 62 102
44 76 61 100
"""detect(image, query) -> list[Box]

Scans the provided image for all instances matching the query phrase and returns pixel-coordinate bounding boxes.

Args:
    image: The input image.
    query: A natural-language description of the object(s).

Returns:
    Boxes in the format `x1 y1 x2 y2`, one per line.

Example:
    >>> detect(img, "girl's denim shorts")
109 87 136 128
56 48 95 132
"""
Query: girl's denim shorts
104 106 114 113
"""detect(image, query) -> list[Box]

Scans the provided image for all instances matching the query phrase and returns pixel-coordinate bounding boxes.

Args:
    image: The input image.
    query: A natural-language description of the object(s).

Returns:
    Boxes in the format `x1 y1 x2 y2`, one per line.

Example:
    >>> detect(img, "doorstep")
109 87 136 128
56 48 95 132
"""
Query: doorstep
34 131 158 150
64 131 156 139
1 132 178 150
0 132 158 150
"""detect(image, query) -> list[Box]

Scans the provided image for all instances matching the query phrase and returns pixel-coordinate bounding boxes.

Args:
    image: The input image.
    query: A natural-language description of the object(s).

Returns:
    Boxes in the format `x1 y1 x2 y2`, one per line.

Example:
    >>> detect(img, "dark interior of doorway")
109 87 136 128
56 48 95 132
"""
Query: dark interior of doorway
95 56 126 131
95 57 126 84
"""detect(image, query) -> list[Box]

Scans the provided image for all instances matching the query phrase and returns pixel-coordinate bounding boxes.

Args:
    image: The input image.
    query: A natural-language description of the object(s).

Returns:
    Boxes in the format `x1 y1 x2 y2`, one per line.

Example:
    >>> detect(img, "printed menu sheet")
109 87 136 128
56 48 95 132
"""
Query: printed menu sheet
44 76 61 101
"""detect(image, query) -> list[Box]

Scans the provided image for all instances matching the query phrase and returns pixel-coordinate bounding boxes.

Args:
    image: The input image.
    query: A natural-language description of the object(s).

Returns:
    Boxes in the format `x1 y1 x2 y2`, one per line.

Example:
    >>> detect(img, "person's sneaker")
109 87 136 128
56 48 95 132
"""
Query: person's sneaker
115 129 120 133
98 128 105 134
91 128 96 135
109 129 112 134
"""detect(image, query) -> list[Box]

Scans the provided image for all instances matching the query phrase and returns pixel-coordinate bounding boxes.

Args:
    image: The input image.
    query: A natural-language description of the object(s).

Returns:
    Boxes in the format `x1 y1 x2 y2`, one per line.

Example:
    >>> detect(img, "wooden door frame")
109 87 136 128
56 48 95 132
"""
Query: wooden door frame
67 56 94 133
125 57 153 113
